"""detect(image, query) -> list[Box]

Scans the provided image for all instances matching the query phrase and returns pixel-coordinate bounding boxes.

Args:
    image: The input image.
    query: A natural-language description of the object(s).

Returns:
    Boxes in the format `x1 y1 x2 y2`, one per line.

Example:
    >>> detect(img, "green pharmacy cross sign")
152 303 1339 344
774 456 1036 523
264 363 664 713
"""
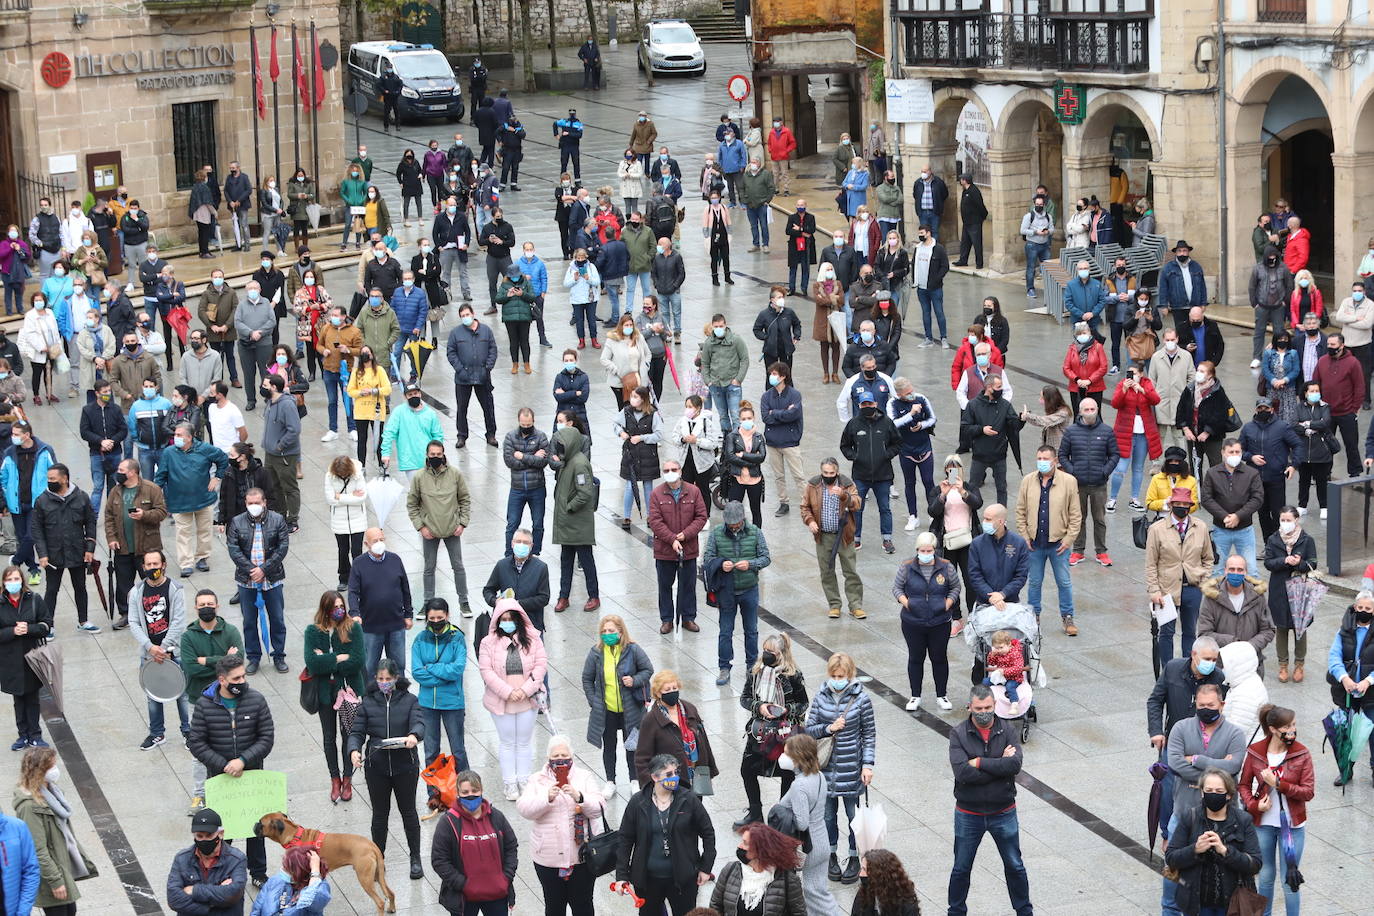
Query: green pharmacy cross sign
1054 81 1085 125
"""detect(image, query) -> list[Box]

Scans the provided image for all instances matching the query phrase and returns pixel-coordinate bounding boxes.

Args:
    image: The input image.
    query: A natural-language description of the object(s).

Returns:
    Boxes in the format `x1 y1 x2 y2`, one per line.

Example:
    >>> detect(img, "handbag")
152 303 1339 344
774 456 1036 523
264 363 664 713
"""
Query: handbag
299 669 319 714
1127 330 1157 362
692 766 713 796
579 805 619 876
46 342 62 360
89 267 107 287
943 526 973 551
1227 885 1266 916
54 352 70 374
1132 511 1157 550
816 695 860 770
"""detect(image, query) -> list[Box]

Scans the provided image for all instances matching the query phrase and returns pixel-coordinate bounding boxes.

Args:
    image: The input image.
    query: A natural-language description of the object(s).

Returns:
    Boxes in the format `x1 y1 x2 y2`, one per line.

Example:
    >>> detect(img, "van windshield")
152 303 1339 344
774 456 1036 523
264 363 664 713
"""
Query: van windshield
651 25 696 43
391 51 452 80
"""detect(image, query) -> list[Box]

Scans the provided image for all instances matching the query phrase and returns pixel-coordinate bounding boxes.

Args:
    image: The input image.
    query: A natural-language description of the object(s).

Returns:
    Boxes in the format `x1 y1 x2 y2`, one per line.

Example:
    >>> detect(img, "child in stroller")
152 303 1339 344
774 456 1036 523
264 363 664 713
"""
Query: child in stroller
983 630 1026 715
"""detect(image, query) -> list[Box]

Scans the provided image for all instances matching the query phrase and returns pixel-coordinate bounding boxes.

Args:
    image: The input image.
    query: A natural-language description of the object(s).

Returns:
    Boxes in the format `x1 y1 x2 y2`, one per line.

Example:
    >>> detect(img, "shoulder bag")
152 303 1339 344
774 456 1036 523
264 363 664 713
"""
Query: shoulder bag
1132 511 1158 550
579 804 619 876
816 694 860 770
299 669 319 714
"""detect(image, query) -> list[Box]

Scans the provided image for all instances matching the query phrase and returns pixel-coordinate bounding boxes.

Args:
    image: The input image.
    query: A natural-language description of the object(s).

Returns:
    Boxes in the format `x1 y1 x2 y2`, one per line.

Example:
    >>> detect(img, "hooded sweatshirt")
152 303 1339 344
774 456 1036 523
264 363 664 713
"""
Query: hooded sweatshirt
478 598 547 716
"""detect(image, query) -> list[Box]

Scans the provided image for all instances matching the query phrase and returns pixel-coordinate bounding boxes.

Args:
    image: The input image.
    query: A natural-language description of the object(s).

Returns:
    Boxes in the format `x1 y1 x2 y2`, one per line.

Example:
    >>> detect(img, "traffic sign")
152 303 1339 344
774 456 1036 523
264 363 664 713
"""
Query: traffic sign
727 74 751 103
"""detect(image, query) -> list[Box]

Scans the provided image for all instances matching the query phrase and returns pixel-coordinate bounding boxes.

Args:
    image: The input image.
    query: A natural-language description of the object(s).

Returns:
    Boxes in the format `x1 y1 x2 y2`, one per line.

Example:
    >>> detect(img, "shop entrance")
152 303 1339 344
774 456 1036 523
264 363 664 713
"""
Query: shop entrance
0 90 18 231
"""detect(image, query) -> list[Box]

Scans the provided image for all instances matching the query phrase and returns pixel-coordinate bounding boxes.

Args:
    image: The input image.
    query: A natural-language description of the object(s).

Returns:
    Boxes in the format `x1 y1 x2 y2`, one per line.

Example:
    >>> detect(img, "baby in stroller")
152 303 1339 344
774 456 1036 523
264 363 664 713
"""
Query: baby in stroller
983 630 1026 715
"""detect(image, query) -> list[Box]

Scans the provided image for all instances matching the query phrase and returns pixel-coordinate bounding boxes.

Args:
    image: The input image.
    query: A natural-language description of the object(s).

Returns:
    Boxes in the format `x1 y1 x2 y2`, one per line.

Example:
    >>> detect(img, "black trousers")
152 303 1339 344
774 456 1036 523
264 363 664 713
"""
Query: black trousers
505 321 531 362
333 532 363 587
365 765 421 856
655 557 697 623
211 340 239 382
728 478 763 527
532 294 549 344
454 383 496 440
560 147 582 181
681 456 715 520
44 564 89 625
427 175 446 207
223 835 266 878
161 313 186 370
600 709 636 781
648 355 666 400
710 242 731 280
741 748 795 818
1297 461 1332 509
43 903 76 916
559 545 599 600
535 862 595 916
1333 412 1362 476
500 152 522 187
113 552 138 618
12 690 40 741
1258 477 1287 541
901 617 952 698
479 144 496 167
382 96 400 128
636 883 697 916
319 707 355 779
958 224 984 268
355 419 383 467
196 221 216 256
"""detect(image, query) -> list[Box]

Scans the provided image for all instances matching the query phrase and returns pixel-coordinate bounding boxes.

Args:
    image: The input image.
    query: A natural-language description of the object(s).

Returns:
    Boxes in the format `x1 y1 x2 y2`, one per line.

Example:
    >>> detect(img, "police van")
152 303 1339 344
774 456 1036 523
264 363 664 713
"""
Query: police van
346 42 464 123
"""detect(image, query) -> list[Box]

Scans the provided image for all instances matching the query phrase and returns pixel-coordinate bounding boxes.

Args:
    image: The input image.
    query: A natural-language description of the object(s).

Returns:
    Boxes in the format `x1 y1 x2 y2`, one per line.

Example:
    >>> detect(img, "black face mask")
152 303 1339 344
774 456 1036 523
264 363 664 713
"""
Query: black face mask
197 607 217 623
821 474 838 486
988 388 1003 401
736 848 751 865
225 681 246 698
1196 707 1221 725
862 370 876 380
114 471 129 486
861 406 881 420
428 620 447 633
1265 257 1277 266
427 455 446 469
661 690 680 706
194 838 220 857
260 386 272 399
1171 505 1190 519
1202 791 1229 812
1116 267 1127 275
1190 320 1204 328
1355 611 1374 625
46 481 61 494
761 650 778 667
1306 327 1321 337
984 307 994 315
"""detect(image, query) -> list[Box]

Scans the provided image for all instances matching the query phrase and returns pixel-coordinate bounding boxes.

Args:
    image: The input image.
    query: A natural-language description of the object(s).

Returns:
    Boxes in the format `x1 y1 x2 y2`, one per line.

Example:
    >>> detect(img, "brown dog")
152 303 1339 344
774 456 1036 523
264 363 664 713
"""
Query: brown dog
254 812 396 914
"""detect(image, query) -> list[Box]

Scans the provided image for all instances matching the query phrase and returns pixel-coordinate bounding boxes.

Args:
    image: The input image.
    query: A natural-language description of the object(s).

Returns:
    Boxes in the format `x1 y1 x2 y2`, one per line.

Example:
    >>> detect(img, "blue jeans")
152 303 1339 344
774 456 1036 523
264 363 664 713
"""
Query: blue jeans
661 291 682 334
1110 433 1148 501
1157 584 1202 665
746 205 770 246
717 585 759 670
825 793 859 856
419 706 468 772
983 676 1021 703
3 280 24 316
948 808 1033 916
622 479 652 520
1211 525 1259 577
322 369 356 433
916 287 946 342
1162 812 1182 916
1025 240 1050 291
137 446 162 481
604 280 622 322
1256 824 1304 916
708 383 742 433
148 693 191 739
89 452 118 517
788 261 810 294
624 271 652 309
362 629 407 679
853 479 893 540
572 302 598 340
1027 543 1074 618
475 206 491 239
238 584 286 663
504 487 546 555
10 511 35 571
918 208 940 239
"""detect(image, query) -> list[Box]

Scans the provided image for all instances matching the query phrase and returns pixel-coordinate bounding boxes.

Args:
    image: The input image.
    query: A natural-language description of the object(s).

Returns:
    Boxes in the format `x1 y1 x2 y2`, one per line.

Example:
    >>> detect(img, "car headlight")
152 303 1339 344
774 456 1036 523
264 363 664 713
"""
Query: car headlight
452 85 461 95
401 87 419 99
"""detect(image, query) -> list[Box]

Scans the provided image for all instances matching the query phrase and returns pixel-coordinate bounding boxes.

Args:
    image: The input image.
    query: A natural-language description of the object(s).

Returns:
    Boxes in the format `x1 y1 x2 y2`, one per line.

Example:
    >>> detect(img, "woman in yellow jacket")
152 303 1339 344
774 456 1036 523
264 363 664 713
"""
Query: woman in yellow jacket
1144 445 1199 513
346 345 391 469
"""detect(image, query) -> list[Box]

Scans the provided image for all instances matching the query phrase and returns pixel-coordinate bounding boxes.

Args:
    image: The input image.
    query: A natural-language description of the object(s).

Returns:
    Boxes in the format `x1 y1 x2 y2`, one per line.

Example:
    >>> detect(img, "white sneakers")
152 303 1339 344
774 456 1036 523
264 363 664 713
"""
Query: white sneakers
602 779 617 799
904 514 918 532
349 430 359 441
320 430 338 442
1250 359 1261 370
905 696 920 711
1320 508 1328 520
936 697 953 711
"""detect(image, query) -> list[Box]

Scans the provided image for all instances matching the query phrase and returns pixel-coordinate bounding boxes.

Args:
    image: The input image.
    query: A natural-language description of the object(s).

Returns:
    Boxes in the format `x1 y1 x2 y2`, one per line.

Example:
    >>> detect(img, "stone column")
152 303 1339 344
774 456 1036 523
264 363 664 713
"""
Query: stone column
1331 152 1374 289
1224 140 1264 305
901 138 958 242
986 147 1035 275
1062 153 1112 217
822 71 853 142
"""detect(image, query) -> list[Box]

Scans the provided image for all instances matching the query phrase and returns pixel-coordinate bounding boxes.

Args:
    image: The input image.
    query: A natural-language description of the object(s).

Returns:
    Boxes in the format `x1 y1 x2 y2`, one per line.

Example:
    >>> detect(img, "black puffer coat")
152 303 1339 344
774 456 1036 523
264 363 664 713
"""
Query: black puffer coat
618 407 660 483
31 487 97 569
225 509 289 585
345 679 424 776
710 861 806 916
188 684 275 773
215 456 275 525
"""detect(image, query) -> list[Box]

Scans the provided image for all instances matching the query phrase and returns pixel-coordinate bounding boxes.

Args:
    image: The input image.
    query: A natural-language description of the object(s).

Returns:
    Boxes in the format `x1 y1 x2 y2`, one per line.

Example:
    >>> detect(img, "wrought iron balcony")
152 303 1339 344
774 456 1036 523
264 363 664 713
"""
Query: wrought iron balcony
1257 0 1305 21
898 9 1151 73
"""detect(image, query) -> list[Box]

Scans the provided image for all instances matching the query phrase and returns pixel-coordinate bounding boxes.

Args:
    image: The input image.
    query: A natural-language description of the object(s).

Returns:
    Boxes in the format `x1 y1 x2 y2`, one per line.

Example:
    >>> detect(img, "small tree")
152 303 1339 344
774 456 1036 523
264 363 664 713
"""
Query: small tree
519 0 535 89
585 0 599 44
361 0 428 35
546 0 558 66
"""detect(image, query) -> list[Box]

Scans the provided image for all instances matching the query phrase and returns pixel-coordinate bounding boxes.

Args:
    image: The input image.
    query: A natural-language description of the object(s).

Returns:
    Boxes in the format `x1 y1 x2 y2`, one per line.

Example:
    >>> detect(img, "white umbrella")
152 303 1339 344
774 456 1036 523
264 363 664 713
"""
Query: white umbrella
366 470 406 526
852 791 888 855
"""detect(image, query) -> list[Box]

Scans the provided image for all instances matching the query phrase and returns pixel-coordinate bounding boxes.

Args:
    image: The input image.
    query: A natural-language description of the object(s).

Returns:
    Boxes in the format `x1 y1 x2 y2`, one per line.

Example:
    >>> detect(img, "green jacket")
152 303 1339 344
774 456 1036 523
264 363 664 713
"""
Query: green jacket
286 178 316 222
832 140 858 181
380 405 444 471
179 616 245 700
623 224 657 274
355 304 401 356
552 427 597 546
341 176 369 207
497 276 538 323
700 328 750 386
406 464 472 535
13 787 97 908
739 168 776 209
875 181 903 220
351 154 375 182
303 620 365 708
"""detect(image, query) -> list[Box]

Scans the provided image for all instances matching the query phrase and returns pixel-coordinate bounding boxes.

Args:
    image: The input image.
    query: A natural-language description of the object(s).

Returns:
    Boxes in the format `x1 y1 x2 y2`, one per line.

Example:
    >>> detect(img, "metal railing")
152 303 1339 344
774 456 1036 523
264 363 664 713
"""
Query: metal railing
17 173 65 225
899 10 1151 72
1325 473 1374 576
0 0 32 12
1257 0 1305 21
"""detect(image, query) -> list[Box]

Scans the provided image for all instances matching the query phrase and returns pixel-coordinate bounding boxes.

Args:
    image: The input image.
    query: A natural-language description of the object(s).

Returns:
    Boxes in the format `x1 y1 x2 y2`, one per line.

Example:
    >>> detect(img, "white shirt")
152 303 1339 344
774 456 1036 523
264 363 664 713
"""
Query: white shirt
1258 750 1289 829
1228 590 1245 613
914 244 933 289
207 401 245 451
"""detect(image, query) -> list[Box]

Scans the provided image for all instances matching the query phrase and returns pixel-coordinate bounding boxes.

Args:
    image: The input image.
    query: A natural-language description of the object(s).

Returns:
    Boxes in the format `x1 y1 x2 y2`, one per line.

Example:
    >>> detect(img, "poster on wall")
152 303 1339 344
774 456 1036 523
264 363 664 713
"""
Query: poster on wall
886 79 934 123
955 102 990 186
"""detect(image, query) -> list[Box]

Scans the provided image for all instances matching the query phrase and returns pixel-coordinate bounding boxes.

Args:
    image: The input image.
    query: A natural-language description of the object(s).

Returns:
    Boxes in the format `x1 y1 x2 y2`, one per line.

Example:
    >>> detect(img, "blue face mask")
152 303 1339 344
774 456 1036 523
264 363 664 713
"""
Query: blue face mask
458 796 483 813
713 326 725 338
512 543 531 559
1354 291 1366 302
1196 658 1217 676
1306 392 1320 404
659 774 680 791
917 552 934 565
499 619 517 634
739 420 755 431
981 521 998 536
9 436 21 447
563 362 577 373
1036 459 1053 474
377 679 395 694
860 331 873 344
975 354 990 368
369 296 381 308
828 678 849 692
4 581 20 595
1225 572 1246 588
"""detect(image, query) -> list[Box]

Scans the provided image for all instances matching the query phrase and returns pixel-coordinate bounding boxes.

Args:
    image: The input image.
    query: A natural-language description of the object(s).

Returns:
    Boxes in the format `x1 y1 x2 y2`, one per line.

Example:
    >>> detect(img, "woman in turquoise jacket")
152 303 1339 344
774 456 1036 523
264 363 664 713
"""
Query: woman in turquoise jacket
339 165 370 252
410 596 468 771
303 590 365 804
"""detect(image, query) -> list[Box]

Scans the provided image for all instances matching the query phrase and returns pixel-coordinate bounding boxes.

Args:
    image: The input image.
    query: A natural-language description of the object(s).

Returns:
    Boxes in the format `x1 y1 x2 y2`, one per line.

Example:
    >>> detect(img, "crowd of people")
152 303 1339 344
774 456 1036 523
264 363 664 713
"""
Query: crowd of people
0 72 1372 916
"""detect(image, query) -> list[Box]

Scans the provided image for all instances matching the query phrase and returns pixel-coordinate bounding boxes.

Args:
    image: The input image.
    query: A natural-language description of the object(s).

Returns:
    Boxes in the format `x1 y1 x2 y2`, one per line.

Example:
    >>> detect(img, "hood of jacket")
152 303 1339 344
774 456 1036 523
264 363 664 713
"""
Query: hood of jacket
1201 573 1267 600
1219 641 1258 685
486 597 536 639
553 425 585 458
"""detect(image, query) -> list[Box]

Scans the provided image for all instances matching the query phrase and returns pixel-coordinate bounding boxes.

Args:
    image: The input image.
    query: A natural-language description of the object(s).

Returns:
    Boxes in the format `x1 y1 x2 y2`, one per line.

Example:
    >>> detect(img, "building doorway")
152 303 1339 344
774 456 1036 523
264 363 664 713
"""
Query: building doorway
1272 129 1334 275
0 90 18 231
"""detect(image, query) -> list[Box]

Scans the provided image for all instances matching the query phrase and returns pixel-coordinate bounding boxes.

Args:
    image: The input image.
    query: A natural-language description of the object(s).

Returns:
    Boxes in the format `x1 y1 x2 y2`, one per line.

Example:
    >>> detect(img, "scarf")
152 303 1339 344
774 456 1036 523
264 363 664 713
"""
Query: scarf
739 863 775 910
1279 522 1302 551
40 784 90 879
1076 338 1095 363
756 664 784 711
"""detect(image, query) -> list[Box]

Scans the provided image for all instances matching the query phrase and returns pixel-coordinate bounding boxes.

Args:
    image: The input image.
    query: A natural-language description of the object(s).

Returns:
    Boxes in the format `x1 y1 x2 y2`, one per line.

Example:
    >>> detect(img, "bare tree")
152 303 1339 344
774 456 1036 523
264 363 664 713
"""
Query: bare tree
585 0 598 44
546 0 559 67
519 0 535 89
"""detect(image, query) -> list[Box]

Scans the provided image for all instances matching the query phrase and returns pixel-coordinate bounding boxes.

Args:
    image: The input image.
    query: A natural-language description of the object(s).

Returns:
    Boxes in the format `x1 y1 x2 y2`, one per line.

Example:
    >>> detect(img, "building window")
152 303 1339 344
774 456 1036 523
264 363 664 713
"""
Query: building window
171 101 217 191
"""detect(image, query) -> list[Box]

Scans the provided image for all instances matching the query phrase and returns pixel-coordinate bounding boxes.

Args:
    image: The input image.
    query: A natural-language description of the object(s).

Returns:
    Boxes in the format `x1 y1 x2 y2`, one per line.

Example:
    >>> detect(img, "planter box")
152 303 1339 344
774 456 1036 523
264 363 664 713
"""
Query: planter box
533 67 609 91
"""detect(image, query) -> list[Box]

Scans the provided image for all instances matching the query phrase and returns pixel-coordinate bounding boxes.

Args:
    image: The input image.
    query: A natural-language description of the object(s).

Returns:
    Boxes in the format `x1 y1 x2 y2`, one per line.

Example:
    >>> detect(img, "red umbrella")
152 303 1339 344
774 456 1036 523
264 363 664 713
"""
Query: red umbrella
664 344 680 392
166 305 192 345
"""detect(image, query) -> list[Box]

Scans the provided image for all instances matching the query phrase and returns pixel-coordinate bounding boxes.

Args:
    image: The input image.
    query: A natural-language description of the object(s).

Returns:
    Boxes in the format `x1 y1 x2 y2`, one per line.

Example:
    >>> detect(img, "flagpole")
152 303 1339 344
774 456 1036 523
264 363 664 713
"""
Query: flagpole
272 25 281 186
310 19 320 189
291 22 301 172
251 24 261 201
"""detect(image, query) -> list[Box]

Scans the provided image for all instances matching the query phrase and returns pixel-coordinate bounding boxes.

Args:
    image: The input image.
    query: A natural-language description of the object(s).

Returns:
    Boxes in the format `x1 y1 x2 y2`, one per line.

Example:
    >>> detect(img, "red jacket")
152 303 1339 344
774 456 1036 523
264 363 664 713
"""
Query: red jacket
1283 227 1310 274
1313 350 1368 415
1288 286 1323 327
1238 738 1314 827
1110 377 1163 459
1062 341 1109 394
986 639 1025 683
646 481 708 561
949 339 1005 389
766 126 797 162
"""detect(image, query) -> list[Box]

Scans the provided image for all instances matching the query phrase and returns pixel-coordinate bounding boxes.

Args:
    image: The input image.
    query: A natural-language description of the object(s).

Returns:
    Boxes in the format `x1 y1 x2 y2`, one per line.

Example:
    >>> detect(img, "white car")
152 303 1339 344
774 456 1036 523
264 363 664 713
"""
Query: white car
638 20 706 76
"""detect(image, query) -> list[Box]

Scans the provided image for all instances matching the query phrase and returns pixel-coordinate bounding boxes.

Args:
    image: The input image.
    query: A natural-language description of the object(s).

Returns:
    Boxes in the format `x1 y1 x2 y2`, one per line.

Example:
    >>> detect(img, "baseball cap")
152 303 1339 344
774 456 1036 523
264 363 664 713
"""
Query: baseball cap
191 808 222 833
404 382 422 395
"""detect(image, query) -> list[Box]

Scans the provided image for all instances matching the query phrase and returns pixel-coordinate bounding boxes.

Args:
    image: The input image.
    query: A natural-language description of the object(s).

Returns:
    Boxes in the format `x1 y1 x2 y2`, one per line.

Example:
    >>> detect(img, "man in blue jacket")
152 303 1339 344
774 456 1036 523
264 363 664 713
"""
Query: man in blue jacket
517 241 552 348
0 806 40 915
967 503 1029 609
445 304 498 448
390 270 430 380
1063 260 1110 342
1159 240 1207 334
411 597 468 772
718 130 748 207
167 807 247 914
156 423 229 577
1239 396 1300 540
0 421 57 585
1057 399 1119 567
553 108 584 180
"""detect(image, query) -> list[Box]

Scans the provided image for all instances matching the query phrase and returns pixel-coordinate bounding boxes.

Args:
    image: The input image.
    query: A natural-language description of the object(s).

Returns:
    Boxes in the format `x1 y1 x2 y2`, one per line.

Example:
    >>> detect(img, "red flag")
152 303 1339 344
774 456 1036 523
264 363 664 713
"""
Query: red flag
312 27 325 110
269 27 280 82
293 27 308 108
252 28 266 120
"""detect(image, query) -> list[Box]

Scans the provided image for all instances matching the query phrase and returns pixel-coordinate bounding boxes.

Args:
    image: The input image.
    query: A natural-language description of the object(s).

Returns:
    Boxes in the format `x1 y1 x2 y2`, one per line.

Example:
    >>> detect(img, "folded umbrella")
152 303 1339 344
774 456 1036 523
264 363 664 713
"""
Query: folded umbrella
1322 704 1373 788
1147 759 1167 856
851 789 887 855
166 305 192 346
1285 575 1326 641
367 470 405 526
403 334 436 383
24 639 63 715
88 556 109 619
663 345 680 392
1279 801 1305 893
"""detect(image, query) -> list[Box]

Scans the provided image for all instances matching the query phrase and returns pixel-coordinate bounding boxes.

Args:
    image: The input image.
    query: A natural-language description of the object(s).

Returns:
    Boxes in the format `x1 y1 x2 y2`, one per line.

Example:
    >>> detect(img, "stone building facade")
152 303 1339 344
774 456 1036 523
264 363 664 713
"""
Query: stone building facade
0 0 346 249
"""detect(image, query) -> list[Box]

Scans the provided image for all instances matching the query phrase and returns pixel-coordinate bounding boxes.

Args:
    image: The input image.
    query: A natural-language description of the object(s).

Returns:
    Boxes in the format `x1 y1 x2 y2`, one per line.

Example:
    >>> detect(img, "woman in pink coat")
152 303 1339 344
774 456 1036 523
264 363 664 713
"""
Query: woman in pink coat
479 598 549 800
515 734 607 916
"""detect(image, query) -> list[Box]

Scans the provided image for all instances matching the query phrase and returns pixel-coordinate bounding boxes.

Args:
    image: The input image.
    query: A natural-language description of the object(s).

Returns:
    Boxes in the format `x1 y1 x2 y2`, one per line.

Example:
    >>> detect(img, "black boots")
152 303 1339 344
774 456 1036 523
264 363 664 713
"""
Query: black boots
841 855 860 884
409 852 423 879
828 853 842 881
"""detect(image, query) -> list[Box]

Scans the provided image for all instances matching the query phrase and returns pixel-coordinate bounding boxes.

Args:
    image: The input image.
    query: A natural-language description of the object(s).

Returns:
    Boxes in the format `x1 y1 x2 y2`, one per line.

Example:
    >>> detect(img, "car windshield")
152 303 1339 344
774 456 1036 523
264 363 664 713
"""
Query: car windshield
391 51 452 80
651 25 696 43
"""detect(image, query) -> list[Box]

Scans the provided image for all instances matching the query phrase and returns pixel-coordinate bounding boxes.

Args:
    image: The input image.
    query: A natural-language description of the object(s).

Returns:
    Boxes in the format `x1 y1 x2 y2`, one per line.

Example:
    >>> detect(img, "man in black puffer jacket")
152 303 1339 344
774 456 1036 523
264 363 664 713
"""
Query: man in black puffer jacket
958 373 1021 506
1057 399 1119 566
188 655 275 886
839 394 900 553
947 684 1029 916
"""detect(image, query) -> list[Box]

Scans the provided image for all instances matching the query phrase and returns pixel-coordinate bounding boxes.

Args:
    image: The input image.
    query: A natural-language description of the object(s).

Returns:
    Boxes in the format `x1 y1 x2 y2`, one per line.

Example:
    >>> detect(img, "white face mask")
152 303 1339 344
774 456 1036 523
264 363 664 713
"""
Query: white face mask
1164 340 1178 352
1278 520 1296 535
246 503 264 517
663 470 681 484
1195 370 1208 383
777 753 795 771
46 767 59 783
1224 454 1242 468
370 540 387 556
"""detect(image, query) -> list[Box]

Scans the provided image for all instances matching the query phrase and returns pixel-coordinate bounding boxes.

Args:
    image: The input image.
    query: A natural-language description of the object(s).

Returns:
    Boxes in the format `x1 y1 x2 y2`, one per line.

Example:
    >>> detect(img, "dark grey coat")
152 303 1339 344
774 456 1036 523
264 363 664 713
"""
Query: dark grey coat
581 641 653 747
709 860 806 916
30 486 96 569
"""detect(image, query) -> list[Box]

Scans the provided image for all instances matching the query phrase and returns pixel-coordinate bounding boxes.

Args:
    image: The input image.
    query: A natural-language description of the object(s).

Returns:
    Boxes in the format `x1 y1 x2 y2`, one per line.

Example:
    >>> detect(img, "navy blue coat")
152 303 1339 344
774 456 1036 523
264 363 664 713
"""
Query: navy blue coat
1159 259 1207 312
891 394 936 457
1240 415 1302 483
552 366 591 428
595 239 629 282
760 385 803 449
894 556 961 625
967 529 1029 605
1058 418 1120 487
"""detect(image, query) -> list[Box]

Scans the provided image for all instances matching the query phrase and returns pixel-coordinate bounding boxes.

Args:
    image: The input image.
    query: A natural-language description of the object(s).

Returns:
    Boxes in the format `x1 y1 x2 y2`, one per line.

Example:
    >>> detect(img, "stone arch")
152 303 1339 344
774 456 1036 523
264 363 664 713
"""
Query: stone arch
1346 71 1374 153
928 87 993 149
996 88 1059 146
1229 57 1333 146
1073 93 1160 162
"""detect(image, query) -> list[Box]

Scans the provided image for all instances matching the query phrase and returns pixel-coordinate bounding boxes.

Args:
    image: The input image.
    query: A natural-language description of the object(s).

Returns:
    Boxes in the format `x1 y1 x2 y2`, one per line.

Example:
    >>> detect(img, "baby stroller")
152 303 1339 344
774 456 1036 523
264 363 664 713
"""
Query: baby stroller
963 602 1044 741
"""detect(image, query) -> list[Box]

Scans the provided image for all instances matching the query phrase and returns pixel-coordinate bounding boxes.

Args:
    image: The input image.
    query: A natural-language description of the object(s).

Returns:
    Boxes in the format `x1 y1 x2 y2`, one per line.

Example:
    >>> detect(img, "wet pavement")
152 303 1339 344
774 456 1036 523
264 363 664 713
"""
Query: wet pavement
3 40 1371 916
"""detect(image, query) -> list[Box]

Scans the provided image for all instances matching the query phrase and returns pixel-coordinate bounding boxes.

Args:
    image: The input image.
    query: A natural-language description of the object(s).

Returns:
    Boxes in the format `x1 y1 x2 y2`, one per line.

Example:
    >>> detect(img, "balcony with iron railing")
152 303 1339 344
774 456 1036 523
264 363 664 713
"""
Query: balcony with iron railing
894 0 1152 74
1256 0 1305 21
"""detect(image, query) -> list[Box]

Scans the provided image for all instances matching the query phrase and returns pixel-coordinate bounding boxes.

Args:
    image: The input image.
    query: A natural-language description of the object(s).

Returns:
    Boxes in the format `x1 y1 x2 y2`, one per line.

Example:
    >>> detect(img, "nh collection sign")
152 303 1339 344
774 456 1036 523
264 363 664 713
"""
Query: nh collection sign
41 45 238 90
